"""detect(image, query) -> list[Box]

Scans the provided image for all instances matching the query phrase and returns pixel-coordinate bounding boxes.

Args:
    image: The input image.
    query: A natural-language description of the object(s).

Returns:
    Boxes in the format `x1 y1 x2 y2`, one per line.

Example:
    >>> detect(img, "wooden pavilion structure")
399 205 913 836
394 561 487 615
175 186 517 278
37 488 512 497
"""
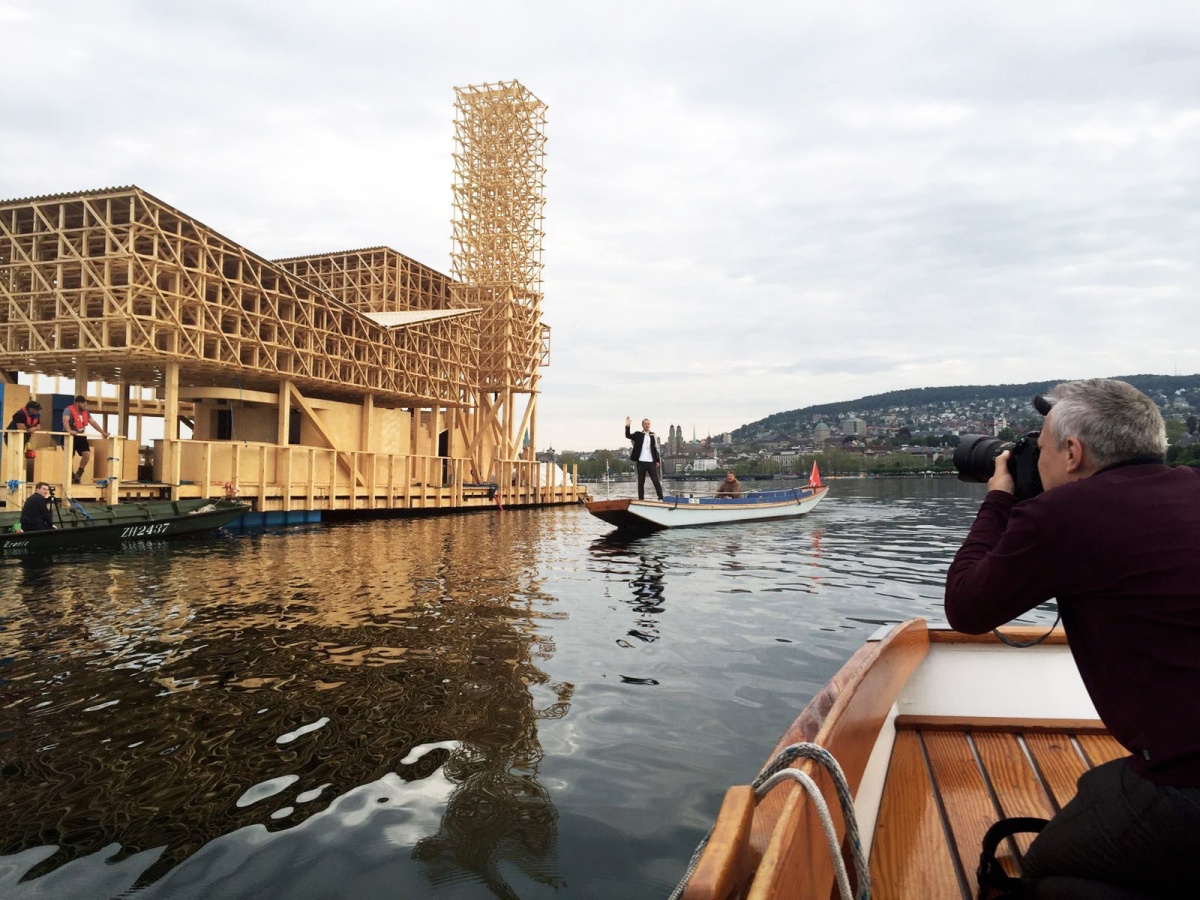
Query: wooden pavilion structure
0 80 581 520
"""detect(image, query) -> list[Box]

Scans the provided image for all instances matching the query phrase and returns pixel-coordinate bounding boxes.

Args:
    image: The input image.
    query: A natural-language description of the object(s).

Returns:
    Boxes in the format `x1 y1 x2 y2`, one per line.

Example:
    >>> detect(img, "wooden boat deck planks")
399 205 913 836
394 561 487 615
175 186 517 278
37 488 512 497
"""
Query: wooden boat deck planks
873 720 1128 899
913 729 1000 895
869 729 963 899
1077 733 1129 768
1022 732 1090 812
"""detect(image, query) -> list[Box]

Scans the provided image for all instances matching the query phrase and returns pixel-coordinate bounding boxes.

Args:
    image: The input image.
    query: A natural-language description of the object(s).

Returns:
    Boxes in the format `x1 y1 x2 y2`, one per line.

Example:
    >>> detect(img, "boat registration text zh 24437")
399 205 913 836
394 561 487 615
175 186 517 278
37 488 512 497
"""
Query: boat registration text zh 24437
121 522 173 538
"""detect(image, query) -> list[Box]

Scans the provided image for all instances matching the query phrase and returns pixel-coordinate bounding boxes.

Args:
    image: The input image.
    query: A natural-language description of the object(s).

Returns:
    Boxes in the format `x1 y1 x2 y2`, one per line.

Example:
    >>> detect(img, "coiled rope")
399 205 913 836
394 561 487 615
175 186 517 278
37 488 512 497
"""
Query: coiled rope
668 742 870 900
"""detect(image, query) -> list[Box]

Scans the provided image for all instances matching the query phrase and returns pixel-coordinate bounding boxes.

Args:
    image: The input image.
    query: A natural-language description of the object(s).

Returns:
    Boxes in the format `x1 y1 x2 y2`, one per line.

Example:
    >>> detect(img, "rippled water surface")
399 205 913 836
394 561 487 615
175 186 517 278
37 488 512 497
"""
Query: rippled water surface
0 477 1053 899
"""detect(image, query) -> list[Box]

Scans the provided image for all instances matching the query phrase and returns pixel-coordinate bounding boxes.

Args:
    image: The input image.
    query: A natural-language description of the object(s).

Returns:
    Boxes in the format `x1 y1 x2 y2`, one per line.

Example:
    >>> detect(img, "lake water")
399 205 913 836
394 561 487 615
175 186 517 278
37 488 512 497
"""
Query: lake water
0 477 1058 899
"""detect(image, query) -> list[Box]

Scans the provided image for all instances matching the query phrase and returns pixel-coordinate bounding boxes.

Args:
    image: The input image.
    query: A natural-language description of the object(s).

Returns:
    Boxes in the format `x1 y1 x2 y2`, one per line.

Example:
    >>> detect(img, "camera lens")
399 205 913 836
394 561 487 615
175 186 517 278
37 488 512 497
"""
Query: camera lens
953 435 1013 484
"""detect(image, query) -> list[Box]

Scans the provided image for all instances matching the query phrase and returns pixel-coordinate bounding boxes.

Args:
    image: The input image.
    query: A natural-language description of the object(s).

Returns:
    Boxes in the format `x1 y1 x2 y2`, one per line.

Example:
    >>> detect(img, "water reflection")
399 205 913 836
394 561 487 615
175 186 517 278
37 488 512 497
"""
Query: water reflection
0 512 571 898
0 479 1063 899
623 551 666 646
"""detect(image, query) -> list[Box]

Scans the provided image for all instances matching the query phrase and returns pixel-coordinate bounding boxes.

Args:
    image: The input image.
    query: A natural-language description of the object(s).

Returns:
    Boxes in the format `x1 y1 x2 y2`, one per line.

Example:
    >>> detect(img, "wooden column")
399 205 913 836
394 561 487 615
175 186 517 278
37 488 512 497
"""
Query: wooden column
361 393 374 452
74 364 94 438
164 362 180 499
277 380 292 446
361 393 374 509
117 383 130 438
528 393 537 466
278 380 292 512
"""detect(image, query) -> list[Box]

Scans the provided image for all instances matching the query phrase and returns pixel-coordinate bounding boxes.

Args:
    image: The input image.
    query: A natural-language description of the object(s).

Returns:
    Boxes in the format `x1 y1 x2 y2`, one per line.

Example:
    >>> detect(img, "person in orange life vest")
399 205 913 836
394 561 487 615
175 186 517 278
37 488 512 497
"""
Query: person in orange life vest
5 400 42 452
62 395 108 484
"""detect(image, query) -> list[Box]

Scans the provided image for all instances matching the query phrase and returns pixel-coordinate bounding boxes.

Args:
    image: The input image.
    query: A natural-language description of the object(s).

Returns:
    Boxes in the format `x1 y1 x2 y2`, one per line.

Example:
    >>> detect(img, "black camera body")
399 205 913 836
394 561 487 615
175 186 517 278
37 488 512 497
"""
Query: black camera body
953 431 1044 500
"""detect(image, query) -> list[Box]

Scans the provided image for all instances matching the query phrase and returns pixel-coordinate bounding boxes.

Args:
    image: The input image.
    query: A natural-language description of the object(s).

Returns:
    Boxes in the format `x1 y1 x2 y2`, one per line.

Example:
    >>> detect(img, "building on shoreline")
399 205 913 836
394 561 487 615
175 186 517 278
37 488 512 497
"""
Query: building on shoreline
0 81 584 521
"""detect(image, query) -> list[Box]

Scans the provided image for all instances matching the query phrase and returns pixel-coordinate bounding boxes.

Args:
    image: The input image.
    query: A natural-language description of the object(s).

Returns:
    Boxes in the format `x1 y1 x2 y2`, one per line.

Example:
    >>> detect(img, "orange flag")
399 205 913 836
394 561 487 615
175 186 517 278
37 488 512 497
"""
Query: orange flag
810 461 822 487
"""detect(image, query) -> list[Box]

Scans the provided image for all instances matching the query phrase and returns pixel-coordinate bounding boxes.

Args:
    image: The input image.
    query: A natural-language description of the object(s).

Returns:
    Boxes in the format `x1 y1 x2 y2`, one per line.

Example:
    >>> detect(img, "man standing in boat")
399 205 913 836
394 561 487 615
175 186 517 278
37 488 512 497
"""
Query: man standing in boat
62 395 108 485
624 416 664 501
945 379 1200 897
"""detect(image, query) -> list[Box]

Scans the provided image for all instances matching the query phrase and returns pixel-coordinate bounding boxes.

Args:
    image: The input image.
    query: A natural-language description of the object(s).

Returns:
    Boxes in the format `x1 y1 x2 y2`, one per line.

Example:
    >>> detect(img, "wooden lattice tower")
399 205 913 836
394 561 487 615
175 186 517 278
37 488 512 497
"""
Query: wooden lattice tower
451 81 550 462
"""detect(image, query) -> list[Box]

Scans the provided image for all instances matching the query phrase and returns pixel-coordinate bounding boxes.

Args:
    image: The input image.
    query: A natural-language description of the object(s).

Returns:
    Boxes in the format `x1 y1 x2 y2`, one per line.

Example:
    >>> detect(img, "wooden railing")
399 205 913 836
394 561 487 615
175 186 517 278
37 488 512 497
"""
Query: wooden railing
1 432 581 512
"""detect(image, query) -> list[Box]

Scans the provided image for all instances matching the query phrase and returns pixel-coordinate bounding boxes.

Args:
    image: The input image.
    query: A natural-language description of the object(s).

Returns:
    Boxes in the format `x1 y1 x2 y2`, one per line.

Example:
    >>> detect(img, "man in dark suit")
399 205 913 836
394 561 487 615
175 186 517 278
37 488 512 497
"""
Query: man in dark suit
625 416 663 501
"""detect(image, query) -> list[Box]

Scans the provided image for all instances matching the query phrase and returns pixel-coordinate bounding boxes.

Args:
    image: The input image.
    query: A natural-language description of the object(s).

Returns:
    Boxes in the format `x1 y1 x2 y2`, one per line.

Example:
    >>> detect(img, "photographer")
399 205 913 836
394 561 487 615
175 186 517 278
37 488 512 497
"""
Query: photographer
20 482 56 532
946 379 1200 897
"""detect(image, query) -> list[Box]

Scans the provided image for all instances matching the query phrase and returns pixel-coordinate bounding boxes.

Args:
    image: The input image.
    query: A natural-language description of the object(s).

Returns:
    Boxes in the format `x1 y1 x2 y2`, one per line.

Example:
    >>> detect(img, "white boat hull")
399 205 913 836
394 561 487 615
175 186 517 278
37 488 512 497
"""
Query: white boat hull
586 485 828 532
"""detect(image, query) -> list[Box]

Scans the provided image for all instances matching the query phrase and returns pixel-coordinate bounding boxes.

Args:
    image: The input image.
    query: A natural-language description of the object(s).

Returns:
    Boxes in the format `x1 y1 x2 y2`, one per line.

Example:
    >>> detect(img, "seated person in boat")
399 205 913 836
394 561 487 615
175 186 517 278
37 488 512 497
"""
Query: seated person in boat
945 379 1200 897
20 482 55 531
714 471 743 499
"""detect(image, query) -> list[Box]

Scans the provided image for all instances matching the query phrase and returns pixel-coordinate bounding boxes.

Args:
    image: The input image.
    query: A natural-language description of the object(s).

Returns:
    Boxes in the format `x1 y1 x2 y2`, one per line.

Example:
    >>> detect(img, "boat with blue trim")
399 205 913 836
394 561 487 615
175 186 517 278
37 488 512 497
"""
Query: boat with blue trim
585 483 828 533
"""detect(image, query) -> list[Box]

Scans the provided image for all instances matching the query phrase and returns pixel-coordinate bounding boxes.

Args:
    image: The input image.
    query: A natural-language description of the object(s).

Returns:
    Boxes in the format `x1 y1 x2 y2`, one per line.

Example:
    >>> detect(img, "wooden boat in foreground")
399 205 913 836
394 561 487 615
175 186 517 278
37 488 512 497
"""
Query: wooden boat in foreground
586 485 829 533
0 497 251 554
675 619 1120 900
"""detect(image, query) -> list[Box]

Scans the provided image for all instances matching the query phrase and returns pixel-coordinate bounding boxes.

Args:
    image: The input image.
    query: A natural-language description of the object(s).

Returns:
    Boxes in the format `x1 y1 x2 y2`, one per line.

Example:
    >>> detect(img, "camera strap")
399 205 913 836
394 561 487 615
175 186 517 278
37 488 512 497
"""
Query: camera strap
993 612 1061 648
975 816 1048 898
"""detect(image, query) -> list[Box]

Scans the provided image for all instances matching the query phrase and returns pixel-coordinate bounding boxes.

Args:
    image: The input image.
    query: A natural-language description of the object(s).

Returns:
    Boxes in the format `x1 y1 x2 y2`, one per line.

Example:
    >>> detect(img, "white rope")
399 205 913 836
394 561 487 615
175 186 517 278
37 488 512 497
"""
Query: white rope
668 741 871 900
756 742 870 900
756 768 854 900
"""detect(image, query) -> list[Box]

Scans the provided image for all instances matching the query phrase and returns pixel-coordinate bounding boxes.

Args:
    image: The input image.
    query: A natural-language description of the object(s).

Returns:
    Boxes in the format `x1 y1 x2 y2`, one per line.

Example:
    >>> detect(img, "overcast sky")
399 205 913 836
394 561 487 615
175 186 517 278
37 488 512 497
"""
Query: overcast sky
3 1 1198 450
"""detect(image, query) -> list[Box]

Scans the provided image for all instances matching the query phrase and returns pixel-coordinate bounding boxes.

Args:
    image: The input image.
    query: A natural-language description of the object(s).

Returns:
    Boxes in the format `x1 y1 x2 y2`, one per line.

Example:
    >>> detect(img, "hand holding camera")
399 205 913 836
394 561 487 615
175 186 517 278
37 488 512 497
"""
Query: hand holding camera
987 450 1015 495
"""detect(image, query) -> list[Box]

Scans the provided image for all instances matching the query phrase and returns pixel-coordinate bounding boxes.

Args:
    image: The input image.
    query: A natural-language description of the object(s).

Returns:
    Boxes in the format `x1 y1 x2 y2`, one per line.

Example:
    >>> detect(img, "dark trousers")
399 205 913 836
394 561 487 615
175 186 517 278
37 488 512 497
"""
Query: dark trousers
1022 758 1200 897
635 461 663 500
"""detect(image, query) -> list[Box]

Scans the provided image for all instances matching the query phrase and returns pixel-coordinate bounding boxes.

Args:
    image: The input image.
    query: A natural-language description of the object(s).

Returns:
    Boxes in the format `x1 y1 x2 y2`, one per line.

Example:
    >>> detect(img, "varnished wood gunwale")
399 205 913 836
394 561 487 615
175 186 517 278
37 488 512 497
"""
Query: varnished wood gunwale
682 786 756 900
683 618 930 900
928 625 1068 645
895 715 1109 735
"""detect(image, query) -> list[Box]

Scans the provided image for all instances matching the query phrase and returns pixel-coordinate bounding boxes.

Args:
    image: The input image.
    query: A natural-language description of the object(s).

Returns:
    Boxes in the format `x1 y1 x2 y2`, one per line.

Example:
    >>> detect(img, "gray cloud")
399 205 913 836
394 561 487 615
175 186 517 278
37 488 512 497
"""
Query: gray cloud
2 0 1199 449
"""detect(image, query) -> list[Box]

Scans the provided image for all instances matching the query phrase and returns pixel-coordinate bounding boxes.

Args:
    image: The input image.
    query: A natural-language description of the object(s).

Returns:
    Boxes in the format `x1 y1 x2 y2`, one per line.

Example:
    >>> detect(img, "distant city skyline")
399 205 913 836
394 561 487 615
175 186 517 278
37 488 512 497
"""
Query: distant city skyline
3 2 1198 451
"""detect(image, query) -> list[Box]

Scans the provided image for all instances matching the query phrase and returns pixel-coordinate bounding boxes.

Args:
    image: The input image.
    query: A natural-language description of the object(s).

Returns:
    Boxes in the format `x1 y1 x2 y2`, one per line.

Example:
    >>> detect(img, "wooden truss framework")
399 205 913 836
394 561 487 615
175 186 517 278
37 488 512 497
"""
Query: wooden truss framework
0 80 558 482
452 81 550 461
276 246 463 315
0 189 478 408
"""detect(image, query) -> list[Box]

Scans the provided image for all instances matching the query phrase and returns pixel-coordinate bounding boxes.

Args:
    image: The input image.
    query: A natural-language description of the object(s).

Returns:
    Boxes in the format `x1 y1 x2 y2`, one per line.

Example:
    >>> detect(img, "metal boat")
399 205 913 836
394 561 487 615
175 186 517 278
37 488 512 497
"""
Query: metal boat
0 497 251 554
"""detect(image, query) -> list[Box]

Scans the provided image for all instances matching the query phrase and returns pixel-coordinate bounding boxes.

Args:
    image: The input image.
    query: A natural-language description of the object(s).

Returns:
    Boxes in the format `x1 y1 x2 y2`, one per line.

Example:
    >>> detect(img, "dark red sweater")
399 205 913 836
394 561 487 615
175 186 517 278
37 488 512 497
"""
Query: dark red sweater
946 462 1200 785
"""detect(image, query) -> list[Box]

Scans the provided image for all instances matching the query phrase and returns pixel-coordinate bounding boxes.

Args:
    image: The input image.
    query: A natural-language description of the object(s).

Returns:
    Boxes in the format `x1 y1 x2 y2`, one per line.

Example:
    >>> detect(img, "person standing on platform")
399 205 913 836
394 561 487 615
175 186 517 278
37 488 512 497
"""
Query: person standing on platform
625 416 663 501
5 400 42 451
20 482 55 531
63 395 107 484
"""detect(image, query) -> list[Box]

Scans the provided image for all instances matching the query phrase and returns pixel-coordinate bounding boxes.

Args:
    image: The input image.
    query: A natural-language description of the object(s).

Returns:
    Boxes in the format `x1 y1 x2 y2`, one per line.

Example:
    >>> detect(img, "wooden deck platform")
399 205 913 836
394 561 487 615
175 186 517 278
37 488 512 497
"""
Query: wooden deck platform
870 716 1126 899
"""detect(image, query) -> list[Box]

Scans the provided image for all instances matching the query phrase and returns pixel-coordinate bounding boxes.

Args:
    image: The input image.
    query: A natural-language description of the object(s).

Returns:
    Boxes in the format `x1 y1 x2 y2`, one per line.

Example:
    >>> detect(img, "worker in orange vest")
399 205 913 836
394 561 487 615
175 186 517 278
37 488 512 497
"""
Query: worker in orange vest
63 395 108 484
